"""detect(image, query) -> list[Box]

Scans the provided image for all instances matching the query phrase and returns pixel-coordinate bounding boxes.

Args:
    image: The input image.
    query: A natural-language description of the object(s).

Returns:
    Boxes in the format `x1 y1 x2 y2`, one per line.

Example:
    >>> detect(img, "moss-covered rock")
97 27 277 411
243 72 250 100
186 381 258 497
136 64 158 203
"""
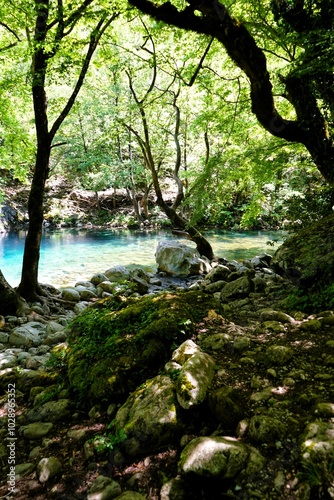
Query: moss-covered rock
66 291 220 406
272 213 334 312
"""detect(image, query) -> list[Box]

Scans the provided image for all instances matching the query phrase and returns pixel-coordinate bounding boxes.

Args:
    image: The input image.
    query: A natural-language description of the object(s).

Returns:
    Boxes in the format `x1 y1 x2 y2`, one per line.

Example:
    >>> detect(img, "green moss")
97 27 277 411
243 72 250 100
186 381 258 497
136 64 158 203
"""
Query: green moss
66 290 220 405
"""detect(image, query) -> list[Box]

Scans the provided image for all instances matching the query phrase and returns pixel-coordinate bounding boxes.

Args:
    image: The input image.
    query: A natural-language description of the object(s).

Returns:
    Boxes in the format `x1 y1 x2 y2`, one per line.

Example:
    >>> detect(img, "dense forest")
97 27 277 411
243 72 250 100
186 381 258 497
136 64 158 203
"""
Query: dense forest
1 1 334 499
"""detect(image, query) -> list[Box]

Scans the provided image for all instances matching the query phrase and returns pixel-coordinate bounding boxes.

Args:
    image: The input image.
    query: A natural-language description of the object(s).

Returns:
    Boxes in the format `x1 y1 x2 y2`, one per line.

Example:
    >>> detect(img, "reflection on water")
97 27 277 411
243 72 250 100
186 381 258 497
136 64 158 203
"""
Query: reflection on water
0 228 284 288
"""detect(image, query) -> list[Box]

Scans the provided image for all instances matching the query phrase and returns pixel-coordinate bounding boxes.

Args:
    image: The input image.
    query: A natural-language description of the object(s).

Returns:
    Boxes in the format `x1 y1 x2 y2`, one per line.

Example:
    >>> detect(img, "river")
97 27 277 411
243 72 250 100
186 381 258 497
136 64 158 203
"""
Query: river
0 228 284 288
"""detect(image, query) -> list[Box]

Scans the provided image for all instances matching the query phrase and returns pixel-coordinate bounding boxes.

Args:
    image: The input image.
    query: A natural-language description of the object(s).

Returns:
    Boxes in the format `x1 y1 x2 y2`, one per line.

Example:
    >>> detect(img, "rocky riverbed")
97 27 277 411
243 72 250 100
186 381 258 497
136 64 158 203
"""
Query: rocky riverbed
1 250 334 500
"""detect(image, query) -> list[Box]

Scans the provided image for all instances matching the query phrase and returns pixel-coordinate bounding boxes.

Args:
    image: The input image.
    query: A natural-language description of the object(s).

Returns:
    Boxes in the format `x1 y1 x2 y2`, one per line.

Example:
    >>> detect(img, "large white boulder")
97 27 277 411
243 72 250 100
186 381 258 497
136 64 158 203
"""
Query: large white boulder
155 241 211 276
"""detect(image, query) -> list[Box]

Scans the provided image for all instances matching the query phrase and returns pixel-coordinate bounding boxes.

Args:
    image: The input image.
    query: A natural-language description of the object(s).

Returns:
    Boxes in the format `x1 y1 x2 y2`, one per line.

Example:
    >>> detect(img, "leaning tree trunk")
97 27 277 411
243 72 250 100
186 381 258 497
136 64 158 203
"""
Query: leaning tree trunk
0 270 26 316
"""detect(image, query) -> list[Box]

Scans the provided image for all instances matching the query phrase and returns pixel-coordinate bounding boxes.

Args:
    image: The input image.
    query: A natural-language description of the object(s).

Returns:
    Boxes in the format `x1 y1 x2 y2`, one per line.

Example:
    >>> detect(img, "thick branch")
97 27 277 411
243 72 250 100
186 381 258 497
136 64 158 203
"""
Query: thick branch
129 0 334 182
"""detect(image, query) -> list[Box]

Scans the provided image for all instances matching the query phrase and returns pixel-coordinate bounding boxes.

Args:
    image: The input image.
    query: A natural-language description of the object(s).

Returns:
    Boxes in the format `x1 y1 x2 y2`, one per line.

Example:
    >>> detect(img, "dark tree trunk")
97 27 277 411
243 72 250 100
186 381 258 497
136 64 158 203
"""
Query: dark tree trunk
17 144 51 300
0 270 26 316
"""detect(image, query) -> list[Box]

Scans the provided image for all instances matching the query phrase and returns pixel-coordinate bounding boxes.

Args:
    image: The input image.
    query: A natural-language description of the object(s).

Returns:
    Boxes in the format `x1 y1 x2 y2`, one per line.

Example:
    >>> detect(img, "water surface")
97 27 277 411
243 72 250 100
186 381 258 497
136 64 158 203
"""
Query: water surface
0 228 283 288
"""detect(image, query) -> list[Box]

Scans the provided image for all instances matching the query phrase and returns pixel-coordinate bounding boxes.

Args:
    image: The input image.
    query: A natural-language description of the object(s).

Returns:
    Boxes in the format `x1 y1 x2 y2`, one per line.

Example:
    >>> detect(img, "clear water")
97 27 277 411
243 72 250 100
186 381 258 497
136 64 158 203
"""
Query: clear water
0 228 284 288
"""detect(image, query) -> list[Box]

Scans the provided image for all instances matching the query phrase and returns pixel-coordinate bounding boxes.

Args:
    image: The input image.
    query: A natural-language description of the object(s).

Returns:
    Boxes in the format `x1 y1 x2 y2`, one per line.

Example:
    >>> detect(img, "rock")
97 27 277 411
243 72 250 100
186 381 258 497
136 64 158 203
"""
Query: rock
74 301 90 314
90 273 109 285
259 308 294 323
205 265 231 283
131 268 151 283
45 321 65 334
75 285 97 300
160 476 187 500
155 241 210 277
200 333 230 352
220 276 254 302
172 340 201 365
0 353 17 369
266 345 293 365
26 399 71 422
178 436 264 479
114 375 181 456
262 321 286 333
105 265 131 282
0 331 9 343
25 354 50 369
112 492 146 499
20 422 54 439
208 386 244 428
15 462 35 478
37 456 62 483
298 319 322 332
176 351 216 409
87 475 122 500
248 415 285 444
131 276 149 295
61 287 81 301
43 331 67 346
312 402 334 418
9 322 46 347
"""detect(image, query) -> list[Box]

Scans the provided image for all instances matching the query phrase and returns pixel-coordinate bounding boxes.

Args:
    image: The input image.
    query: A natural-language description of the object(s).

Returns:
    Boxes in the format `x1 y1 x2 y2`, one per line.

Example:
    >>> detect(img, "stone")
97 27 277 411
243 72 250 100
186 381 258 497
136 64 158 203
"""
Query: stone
9 322 46 347
208 386 244 428
312 402 334 418
176 351 216 409
248 415 285 444
0 353 17 369
45 321 65 334
220 276 253 301
112 493 146 500
155 241 210 277
172 340 201 365
160 476 187 500
0 332 9 343
44 331 67 346
15 463 35 478
298 319 322 332
114 375 181 456
131 268 151 282
90 273 109 285
259 308 294 323
37 456 62 483
26 399 71 422
75 286 97 300
205 265 231 283
200 333 230 351
266 345 293 365
131 276 149 295
25 354 50 369
20 422 54 439
105 265 131 282
61 287 81 301
178 436 262 479
74 301 90 314
87 475 122 500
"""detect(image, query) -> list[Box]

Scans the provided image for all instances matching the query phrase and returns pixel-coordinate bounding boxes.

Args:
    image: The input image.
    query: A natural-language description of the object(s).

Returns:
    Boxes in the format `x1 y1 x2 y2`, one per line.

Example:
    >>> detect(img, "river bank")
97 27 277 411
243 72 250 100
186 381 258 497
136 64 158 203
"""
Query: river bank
0 247 333 499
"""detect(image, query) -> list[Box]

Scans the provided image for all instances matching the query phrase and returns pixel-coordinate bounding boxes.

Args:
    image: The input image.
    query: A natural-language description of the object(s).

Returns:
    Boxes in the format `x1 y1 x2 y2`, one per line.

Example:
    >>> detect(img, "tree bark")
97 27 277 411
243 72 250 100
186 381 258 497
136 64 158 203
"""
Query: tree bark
0 270 26 315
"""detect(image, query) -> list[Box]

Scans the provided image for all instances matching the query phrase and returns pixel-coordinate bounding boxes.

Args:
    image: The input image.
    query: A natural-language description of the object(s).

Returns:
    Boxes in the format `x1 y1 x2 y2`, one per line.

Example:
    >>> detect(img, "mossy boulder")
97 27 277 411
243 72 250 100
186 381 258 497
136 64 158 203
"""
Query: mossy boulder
66 291 220 406
272 213 334 311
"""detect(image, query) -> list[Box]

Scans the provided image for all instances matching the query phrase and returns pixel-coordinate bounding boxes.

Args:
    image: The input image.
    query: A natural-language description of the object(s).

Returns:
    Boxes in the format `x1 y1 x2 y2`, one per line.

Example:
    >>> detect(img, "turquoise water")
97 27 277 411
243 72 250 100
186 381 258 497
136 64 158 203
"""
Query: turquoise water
0 228 284 288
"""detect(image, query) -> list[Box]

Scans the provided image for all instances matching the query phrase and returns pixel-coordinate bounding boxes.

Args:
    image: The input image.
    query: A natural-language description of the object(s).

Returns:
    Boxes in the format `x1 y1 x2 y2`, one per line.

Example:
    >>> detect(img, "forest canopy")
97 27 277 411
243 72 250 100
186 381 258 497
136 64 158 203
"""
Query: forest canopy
0 0 333 299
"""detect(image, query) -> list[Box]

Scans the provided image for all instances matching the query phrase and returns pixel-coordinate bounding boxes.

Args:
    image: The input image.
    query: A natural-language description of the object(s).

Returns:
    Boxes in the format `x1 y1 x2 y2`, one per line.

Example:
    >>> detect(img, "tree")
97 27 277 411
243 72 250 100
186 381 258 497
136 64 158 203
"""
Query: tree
1 0 119 301
128 0 334 183
116 19 214 257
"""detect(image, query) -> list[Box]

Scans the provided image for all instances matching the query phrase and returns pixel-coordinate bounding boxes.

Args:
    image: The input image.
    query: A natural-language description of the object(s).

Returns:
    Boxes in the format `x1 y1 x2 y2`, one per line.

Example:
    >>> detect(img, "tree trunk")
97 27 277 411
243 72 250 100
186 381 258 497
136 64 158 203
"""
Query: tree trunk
0 270 26 316
17 143 51 300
